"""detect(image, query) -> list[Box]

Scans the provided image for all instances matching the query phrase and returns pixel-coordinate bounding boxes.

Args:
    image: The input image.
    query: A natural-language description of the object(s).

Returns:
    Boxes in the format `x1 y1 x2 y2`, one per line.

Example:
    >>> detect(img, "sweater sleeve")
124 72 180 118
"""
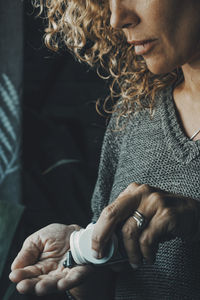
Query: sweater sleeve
91 112 125 222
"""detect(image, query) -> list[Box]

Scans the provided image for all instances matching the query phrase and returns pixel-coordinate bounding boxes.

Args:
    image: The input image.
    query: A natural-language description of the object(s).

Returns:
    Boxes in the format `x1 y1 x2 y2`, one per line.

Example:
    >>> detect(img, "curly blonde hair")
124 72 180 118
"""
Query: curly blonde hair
33 0 182 123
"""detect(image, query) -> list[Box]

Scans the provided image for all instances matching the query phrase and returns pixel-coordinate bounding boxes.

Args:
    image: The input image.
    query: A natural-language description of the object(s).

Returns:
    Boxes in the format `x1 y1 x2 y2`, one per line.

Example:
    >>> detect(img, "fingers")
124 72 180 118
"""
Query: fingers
16 278 40 295
57 265 94 291
92 183 170 266
15 272 66 295
13 265 93 295
9 267 41 283
122 217 143 267
122 205 171 266
34 273 66 296
122 192 166 266
11 234 42 270
9 261 58 283
139 212 170 263
13 265 94 295
92 183 142 257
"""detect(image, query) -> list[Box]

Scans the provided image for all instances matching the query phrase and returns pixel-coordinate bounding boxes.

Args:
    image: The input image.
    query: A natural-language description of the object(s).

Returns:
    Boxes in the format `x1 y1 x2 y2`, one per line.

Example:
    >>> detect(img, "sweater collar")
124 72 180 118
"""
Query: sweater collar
158 85 200 164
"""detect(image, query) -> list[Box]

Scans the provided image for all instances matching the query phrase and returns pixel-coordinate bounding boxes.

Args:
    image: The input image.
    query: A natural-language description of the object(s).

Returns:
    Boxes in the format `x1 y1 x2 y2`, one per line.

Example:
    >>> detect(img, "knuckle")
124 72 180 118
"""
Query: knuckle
162 208 177 227
139 234 151 249
130 182 140 189
92 233 104 245
150 192 161 201
162 207 174 219
37 281 46 290
122 220 136 239
101 203 118 221
169 209 176 221
122 224 132 239
126 182 140 193
140 183 151 193
148 192 164 206
23 236 32 248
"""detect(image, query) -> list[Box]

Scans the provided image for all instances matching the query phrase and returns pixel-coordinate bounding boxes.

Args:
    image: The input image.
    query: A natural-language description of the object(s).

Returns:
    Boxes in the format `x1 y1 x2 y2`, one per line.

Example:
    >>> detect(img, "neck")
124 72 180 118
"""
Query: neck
173 54 200 141
180 54 200 102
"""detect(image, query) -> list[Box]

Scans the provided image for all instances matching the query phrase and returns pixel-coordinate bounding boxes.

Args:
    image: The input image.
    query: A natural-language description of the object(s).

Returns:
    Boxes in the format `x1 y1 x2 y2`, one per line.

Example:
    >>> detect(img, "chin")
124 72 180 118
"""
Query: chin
144 56 175 75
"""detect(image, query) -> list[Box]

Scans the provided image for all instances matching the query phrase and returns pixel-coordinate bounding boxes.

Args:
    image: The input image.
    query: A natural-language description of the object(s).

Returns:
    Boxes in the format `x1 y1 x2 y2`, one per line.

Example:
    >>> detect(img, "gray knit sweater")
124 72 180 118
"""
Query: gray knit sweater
91 85 200 300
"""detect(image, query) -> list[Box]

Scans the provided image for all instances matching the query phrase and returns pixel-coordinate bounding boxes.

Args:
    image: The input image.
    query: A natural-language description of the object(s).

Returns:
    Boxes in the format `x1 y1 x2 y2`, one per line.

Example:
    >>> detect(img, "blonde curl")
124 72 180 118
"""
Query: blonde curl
32 0 182 125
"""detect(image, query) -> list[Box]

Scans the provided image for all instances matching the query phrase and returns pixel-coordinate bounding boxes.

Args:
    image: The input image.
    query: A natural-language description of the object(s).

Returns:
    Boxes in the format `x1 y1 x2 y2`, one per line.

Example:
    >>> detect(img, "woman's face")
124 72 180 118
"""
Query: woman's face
109 0 200 74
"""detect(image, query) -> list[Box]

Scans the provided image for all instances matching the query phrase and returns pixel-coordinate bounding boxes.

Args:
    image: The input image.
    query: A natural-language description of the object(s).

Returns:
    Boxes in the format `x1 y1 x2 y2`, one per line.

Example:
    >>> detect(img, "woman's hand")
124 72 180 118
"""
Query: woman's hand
9 223 94 296
91 183 200 267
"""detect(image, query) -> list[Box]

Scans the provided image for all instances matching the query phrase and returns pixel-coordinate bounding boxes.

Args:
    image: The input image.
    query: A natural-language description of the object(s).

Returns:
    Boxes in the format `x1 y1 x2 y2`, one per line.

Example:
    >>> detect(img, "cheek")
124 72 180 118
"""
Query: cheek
149 7 200 73
142 28 196 75
145 34 200 75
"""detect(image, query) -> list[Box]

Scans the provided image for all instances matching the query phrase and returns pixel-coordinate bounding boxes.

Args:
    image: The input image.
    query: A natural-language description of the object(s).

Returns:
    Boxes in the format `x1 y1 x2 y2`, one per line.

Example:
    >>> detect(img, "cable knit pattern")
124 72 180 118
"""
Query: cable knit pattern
91 86 200 300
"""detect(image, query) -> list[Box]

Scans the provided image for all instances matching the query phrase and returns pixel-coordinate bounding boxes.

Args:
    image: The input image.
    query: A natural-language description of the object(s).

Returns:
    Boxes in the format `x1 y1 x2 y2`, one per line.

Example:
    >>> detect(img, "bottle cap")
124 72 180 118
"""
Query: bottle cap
70 223 117 265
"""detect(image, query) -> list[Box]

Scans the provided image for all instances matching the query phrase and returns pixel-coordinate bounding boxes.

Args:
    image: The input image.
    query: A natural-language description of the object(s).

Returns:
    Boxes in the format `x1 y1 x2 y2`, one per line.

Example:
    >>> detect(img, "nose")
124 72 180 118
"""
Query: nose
109 0 139 29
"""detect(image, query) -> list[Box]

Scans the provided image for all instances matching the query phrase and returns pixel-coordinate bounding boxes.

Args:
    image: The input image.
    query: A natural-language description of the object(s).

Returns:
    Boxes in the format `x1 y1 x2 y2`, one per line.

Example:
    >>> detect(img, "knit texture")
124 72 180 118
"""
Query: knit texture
91 85 200 300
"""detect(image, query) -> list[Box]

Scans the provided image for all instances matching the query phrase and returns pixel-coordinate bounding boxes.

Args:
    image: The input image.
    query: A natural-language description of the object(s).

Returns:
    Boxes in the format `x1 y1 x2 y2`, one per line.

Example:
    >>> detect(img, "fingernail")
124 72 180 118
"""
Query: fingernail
98 251 103 259
130 263 139 270
91 250 99 259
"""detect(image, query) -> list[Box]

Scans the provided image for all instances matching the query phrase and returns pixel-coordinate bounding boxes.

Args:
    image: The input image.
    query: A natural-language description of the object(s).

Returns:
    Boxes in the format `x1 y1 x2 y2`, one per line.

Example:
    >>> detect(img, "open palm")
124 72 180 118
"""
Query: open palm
9 223 93 296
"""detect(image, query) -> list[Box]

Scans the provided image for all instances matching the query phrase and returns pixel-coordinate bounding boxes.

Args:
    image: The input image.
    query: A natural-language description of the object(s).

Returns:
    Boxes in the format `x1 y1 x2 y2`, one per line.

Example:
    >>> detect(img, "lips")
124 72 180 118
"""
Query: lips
128 39 154 45
128 39 155 46
127 39 157 55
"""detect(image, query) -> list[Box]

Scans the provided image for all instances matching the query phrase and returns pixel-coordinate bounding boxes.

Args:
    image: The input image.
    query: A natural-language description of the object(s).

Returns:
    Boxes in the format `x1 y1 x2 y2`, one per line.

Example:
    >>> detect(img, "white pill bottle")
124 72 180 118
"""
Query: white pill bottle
70 223 121 265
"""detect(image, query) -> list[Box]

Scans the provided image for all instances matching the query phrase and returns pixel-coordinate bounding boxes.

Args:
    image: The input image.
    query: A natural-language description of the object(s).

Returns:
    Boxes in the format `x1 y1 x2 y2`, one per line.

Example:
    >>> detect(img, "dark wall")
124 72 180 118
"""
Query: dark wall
0 2 109 299
22 2 108 229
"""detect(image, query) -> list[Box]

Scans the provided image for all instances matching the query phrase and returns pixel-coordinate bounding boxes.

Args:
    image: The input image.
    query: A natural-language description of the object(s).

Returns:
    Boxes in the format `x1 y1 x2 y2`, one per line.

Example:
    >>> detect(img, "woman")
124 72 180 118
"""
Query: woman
9 0 200 299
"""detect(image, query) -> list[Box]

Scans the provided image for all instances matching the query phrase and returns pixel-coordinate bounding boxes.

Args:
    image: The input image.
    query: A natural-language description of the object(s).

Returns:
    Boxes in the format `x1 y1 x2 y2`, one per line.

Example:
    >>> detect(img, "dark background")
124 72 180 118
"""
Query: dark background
22 1 107 228
0 1 108 299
